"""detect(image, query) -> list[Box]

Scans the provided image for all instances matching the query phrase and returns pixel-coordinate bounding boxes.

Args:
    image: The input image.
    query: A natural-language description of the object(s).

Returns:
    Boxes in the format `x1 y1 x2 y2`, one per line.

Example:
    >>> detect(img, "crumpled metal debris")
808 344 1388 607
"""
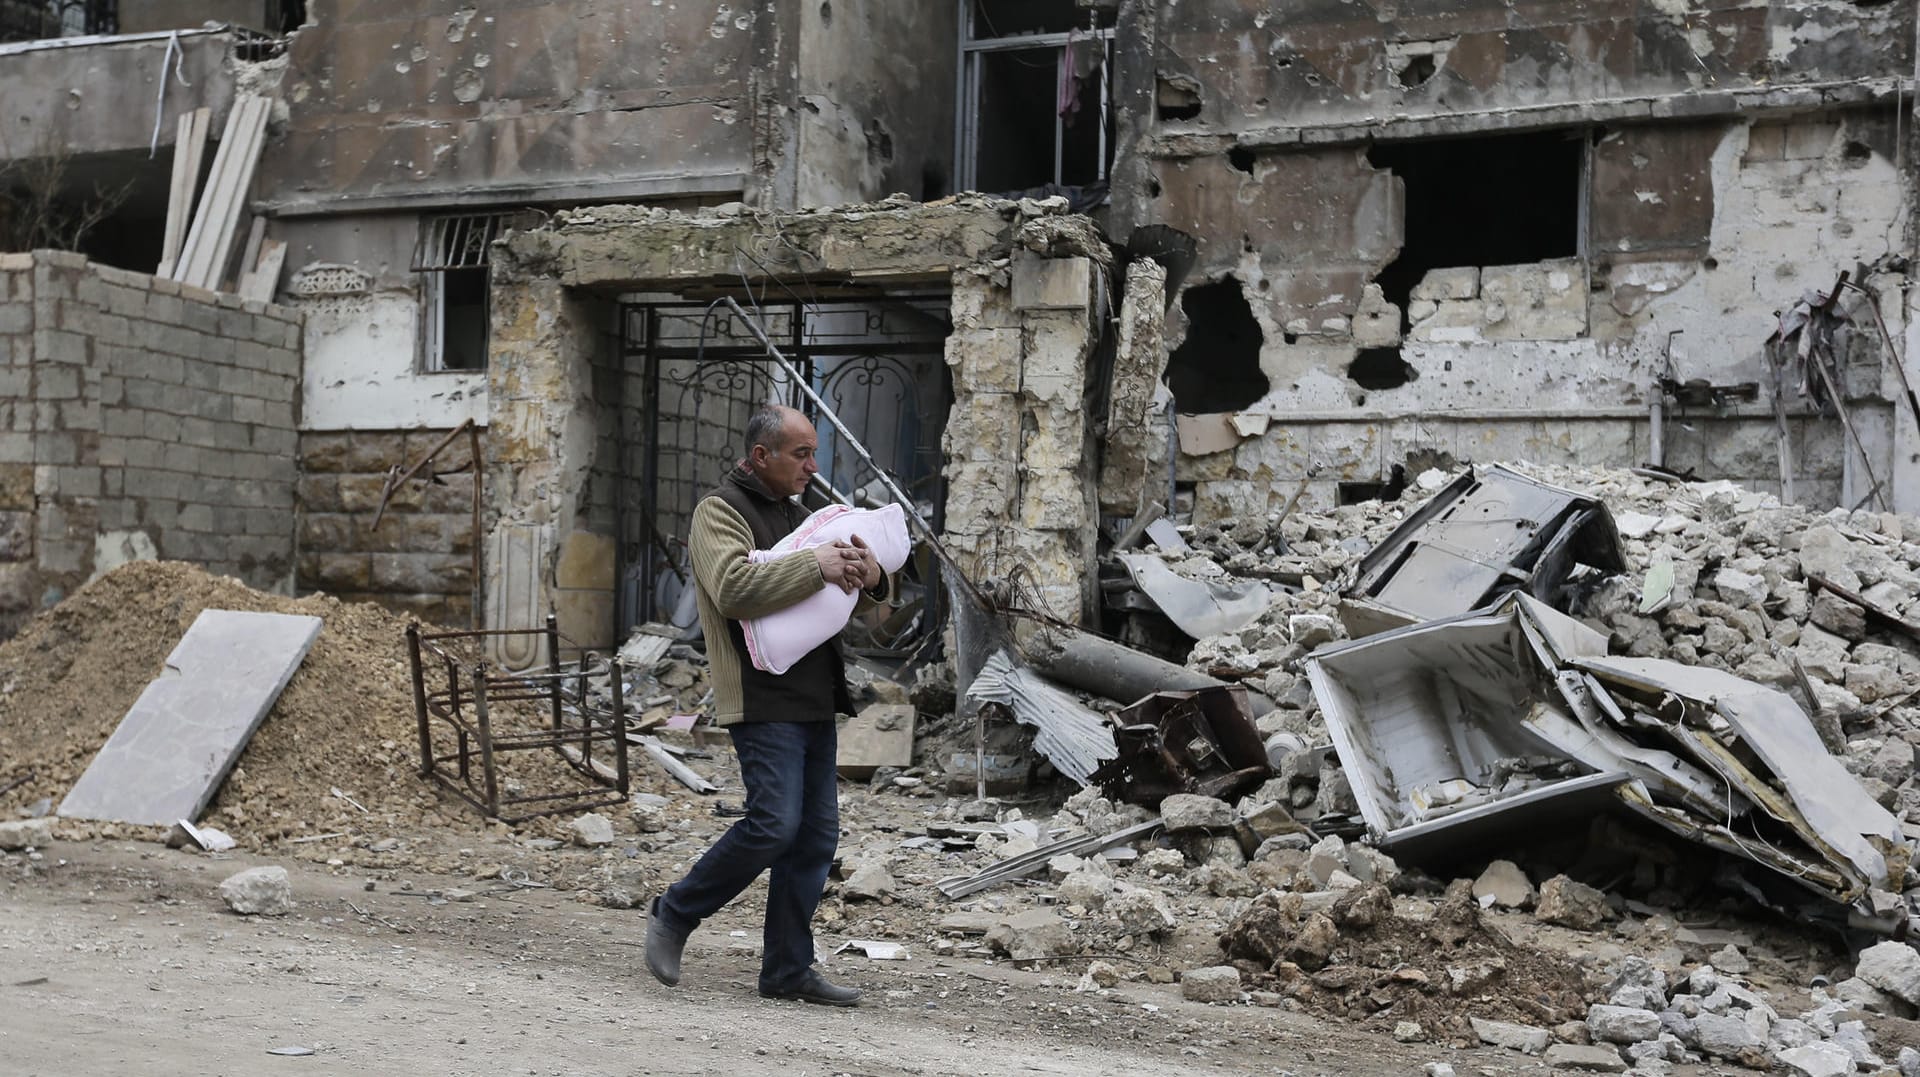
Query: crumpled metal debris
1340 464 1624 638
1088 684 1272 807
1308 593 1914 926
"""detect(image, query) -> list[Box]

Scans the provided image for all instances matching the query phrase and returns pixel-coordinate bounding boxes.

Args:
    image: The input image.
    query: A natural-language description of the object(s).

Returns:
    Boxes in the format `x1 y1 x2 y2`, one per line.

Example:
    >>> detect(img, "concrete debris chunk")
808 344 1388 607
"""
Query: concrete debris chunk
1897 1045 1920 1077
1535 875 1611 930
1542 1043 1627 1072
1586 1004 1662 1045
219 865 293 916
1690 1012 1763 1058
1470 1016 1551 1055
1107 884 1178 936
1853 941 1920 1005
1180 965 1241 1003
1713 568 1769 608
1058 866 1113 909
1709 944 1749 976
1159 793 1233 832
568 812 616 847
1776 1041 1854 1077
1393 1021 1425 1042
0 817 52 851
984 910 1073 962
1423 1064 1456 1077
1472 859 1535 908
842 857 897 902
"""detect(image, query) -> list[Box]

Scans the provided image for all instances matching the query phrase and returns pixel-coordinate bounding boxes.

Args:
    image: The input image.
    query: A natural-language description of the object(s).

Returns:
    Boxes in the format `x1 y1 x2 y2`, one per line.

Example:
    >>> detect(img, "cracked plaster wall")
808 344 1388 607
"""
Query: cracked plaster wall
261 1 765 214
792 0 956 207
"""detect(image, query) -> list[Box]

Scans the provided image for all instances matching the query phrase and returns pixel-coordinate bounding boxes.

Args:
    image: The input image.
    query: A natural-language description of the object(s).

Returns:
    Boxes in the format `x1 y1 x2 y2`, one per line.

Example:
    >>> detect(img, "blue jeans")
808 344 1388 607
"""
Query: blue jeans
656 720 840 993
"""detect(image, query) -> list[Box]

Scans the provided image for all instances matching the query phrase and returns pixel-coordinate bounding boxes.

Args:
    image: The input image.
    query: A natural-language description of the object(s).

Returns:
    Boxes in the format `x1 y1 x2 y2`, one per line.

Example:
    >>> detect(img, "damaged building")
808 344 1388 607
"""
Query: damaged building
1105 0 1920 520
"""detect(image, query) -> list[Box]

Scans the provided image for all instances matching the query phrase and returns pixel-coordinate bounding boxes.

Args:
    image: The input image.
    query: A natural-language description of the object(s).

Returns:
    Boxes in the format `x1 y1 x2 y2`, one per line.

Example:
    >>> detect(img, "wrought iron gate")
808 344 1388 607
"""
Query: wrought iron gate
617 298 951 658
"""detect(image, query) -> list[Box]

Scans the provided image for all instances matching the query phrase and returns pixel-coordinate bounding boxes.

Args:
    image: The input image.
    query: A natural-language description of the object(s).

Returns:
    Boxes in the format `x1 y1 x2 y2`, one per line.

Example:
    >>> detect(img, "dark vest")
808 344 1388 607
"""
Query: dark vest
708 467 853 723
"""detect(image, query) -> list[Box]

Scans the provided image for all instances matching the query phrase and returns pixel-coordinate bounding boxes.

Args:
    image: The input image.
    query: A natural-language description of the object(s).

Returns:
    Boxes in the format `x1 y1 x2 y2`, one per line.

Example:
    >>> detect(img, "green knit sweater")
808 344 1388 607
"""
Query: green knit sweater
688 494 828 727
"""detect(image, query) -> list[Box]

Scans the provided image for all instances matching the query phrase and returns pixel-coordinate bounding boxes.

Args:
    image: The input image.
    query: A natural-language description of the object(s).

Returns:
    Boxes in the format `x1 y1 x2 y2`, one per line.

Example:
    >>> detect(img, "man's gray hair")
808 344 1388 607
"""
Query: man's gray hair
745 405 795 453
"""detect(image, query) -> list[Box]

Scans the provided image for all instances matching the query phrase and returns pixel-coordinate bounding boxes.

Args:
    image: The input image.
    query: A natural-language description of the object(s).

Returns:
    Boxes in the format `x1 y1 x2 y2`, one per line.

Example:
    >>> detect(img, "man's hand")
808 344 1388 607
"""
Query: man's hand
848 534 883 591
813 541 865 593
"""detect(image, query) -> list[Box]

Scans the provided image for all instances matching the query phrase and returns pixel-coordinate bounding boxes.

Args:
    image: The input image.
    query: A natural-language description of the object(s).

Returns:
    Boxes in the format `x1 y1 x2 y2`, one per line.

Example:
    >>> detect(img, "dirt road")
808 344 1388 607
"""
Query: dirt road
0 842 1551 1077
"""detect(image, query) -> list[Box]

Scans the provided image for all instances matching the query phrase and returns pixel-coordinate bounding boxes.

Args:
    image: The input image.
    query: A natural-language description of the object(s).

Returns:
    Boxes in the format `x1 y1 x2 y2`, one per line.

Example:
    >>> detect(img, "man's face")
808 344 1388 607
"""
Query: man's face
749 415 818 498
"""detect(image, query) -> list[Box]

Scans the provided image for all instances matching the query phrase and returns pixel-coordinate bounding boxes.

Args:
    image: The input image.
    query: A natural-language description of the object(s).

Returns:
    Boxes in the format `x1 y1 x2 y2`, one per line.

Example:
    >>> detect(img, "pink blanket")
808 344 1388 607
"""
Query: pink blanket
742 503 911 675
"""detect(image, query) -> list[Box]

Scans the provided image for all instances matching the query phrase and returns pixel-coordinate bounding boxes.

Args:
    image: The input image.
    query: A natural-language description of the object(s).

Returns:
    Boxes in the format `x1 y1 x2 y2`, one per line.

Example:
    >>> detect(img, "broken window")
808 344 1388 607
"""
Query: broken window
955 0 1117 196
414 212 518 373
0 0 114 42
1366 130 1584 337
1166 278 1268 414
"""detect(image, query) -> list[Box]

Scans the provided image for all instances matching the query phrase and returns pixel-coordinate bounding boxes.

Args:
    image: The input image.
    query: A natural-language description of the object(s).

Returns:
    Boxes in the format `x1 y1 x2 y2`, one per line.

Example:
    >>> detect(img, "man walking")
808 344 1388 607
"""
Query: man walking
644 404 884 1006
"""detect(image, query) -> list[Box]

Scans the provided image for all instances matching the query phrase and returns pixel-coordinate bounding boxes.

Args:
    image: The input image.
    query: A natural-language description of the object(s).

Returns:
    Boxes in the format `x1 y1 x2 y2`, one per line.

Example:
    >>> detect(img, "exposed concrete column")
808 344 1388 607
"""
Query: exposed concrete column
482 272 609 663
1099 258 1169 517
1013 252 1101 622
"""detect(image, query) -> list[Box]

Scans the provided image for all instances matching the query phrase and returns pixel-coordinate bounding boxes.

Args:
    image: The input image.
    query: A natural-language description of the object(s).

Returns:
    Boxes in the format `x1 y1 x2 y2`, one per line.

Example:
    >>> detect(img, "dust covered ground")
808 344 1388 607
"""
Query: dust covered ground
0 840 1715 1077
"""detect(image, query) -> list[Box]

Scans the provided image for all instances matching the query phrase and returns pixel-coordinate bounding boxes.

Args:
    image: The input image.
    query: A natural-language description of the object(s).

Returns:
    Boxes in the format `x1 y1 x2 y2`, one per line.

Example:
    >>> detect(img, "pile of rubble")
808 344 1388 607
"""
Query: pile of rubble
1156 464 1920 843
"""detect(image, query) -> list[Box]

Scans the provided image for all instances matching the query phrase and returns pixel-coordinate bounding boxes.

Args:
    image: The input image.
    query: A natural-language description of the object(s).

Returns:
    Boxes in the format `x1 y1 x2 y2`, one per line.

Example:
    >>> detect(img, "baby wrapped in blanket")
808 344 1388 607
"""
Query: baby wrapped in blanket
741 502 911 675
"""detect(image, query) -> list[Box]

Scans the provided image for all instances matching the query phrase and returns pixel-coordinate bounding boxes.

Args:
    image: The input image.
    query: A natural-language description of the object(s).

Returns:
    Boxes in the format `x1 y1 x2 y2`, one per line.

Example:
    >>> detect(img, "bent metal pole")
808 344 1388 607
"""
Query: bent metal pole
715 296 994 609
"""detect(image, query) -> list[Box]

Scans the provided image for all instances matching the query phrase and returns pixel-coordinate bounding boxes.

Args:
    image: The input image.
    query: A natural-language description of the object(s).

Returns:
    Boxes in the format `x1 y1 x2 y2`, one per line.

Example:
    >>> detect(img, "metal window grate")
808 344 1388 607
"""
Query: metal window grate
412 212 522 273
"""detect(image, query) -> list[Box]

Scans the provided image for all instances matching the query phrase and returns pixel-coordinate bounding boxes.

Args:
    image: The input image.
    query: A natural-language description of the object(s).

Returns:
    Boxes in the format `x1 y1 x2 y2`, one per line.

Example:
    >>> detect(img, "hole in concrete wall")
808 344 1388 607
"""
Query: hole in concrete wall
1146 177 1163 198
1157 77 1203 122
1367 129 1582 327
1703 256 1718 270
1843 141 1874 165
1396 54 1437 88
820 1 832 25
1167 278 1269 413
866 120 895 165
1227 145 1256 175
1338 467 1407 505
1349 348 1417 390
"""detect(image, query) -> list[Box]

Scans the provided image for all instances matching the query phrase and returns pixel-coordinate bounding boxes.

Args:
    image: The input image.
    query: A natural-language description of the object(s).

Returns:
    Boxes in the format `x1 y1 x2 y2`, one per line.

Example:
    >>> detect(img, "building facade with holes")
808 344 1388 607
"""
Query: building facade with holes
1102 1 1920 519
3 0 1919 652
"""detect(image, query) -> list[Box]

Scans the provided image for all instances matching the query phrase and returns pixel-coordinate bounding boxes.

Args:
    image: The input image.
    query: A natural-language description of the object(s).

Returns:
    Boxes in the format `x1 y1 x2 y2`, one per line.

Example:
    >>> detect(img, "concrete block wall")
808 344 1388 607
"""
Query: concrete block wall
0 252 303 635
296 430 478 627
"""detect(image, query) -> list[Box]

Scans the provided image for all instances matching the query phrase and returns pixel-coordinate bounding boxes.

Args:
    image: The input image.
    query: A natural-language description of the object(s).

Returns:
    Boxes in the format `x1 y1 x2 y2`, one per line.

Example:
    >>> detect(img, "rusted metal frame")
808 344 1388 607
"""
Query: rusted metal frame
369 419 484 631
409 620 631 823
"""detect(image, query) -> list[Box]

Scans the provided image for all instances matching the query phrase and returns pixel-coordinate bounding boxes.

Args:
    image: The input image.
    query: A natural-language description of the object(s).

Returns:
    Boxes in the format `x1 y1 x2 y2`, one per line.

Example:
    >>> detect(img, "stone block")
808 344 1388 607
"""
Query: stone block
552 586 614 650
1472 1016 1550 1054
1587 1004 1662 1045
1543 1044 1626 1072
1478 259 1587 341
837 703 915 779
1180 966 1242 1003
1536 875 1611 929
1854 941 1920 1005
1411 267 1479 301
985 909 1073 961
58 611 323 826
371 552 471 594
219 865 294 916
1473 859 1536 908
1012 253 1093 314
945 328 1023 395
1161 794 1234 832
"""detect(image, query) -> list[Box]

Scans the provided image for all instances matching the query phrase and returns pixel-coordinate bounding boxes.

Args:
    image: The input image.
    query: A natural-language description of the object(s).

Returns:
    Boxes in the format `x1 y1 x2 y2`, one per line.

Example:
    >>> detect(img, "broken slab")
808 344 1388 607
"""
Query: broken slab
837 703 916 780
58 610 323 827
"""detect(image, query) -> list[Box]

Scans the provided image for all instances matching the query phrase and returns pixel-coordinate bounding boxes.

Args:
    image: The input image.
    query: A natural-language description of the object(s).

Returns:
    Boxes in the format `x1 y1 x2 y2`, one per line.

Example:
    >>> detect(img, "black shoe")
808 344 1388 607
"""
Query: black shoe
644 897 687 987
760 969 862 1007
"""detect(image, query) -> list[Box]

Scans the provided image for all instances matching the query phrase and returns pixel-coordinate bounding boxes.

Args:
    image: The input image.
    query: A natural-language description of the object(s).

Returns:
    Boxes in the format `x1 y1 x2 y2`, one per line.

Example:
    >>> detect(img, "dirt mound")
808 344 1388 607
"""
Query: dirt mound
0 561 440 841
1220 880 1594 1037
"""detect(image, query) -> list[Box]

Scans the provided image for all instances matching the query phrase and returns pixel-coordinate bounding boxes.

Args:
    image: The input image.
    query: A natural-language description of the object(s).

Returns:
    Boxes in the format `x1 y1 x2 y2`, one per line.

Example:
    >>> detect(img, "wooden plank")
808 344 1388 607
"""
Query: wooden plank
201 96 274 292
175 95 271 290
238 239 286 304
236 215 266 292
157 107 211 278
